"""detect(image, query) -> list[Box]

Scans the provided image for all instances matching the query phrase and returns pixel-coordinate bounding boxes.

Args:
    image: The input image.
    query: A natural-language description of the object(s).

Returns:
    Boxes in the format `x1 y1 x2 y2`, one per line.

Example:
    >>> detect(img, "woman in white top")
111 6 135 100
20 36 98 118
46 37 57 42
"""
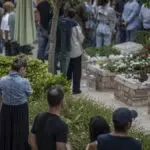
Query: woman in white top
67 9 84 94
0 1 14 56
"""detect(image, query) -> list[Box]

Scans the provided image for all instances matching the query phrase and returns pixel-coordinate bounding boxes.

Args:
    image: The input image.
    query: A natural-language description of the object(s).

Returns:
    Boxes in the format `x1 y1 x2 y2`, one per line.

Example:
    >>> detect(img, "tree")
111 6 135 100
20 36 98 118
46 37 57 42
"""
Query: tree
48 0 61 73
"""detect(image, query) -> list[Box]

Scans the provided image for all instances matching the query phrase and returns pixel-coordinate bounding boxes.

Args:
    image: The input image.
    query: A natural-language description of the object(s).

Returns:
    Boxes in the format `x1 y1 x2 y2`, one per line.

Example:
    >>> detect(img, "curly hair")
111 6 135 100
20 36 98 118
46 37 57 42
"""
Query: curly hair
3 1 14 13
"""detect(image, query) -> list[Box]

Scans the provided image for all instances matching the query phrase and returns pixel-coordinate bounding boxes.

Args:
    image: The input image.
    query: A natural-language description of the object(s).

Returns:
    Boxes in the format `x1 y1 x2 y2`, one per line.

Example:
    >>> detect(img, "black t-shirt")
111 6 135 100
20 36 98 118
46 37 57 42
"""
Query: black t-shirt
31 112 68 150
97 134 142 150
37 1 52 30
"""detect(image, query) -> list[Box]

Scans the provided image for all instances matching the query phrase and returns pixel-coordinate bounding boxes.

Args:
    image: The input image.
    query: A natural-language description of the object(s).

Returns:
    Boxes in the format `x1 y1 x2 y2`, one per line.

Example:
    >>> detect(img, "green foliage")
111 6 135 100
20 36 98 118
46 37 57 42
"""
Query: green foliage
48 0 84 8
135 31 150 45
101 55 150 74
29 95 150 150
0 55 70 100
85 46 120 57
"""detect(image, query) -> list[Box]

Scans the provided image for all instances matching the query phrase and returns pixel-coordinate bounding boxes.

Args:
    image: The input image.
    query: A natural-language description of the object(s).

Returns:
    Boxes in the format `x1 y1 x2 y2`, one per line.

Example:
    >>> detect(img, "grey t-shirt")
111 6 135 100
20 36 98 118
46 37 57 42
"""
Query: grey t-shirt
8 11 15 40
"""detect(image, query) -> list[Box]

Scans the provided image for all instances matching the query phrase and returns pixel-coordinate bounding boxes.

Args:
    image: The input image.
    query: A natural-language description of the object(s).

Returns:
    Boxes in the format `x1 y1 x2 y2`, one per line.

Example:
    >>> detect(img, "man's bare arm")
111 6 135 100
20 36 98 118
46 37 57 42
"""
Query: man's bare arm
56 142 67 150
29 134 38 150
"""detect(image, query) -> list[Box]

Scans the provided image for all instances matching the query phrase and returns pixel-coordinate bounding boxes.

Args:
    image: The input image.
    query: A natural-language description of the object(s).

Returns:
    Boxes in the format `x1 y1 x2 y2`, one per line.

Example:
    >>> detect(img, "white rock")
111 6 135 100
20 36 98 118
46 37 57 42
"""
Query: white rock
113 42 143 55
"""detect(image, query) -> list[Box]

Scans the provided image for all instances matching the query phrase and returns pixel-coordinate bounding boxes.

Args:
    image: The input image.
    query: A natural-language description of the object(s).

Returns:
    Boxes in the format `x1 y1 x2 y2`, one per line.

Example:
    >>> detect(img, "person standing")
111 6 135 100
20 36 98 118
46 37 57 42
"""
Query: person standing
122 0 141 41
0 1 4 53
8 3 15 41
30 85 68 150
0 56 33 150
139 4 150 31
0 1 14 56
37 0 52 62
67 9 84 94
97 107 141 150
115 0 127 43
84 0 96 47
96 0 117 48
86 116 110 150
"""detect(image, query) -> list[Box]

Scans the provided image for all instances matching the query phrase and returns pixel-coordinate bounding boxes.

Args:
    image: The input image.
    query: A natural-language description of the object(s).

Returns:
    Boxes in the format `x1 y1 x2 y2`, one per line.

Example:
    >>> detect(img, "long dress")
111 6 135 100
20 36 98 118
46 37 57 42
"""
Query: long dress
0 103 29 150
0 71 32 150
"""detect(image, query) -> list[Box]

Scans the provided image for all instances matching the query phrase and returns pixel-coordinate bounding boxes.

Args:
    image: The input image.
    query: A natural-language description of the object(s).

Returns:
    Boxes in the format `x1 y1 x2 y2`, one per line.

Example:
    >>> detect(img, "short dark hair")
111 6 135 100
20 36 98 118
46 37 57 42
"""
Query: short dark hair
97 0 109 6
47 85 64 107
113 121 131 133
11 57 27 72
89 116 110 142
67 8 75 19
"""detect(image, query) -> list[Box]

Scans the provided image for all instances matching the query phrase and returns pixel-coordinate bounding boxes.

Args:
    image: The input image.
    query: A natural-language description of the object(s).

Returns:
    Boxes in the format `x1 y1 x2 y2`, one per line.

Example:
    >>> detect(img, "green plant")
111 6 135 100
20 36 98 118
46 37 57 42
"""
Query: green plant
85 46 120 57
0 55 70 100
29 95 150 150
135 31 150 45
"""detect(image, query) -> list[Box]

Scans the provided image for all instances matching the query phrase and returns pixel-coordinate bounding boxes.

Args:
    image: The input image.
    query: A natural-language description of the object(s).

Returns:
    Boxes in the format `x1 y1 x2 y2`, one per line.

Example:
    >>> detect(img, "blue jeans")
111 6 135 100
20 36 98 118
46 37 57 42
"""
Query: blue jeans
37 26 48 61
87 29 96 47
116 27 126 43
0 40 3 54
55 52 70 76
126 30 136 42
96 33 112 48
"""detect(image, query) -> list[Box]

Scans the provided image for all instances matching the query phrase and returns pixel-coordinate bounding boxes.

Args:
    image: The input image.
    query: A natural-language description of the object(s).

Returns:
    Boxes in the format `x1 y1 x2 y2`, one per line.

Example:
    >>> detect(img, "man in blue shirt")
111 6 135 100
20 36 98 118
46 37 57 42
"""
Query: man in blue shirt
139 4 150 30
122 0 141 41
97 107 142 150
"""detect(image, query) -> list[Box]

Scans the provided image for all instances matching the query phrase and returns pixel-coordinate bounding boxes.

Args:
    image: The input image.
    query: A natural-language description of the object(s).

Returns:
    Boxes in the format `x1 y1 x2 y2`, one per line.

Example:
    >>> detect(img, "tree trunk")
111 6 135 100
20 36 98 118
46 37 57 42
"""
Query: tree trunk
48 0 61 73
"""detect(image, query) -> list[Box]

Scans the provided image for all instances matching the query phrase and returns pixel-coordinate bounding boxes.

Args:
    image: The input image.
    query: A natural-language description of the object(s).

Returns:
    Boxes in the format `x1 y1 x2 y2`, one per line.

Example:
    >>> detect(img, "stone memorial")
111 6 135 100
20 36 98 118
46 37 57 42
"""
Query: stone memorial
113 42 143 55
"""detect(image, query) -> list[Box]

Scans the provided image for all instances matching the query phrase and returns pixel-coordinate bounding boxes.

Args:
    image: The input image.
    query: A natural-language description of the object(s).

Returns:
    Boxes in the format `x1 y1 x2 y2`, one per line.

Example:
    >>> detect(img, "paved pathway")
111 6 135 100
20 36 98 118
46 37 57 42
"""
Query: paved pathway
80 79 150 134
33 45 150 133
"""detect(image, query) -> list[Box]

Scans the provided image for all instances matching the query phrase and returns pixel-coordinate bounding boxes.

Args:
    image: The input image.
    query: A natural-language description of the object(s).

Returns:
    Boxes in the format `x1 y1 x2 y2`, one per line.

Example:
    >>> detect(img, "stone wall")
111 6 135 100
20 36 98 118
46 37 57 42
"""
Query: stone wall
114 75 150 106
86 64 116 90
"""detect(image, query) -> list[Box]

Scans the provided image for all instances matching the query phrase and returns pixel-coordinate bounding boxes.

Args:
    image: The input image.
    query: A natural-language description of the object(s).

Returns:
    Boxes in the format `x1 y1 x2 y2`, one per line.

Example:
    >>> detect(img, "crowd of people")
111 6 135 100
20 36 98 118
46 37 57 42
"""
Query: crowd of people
35 0 150 93
0 24 143 150
0 57 142 150
80 0 150 46
0 0 148 149
0 0 149 94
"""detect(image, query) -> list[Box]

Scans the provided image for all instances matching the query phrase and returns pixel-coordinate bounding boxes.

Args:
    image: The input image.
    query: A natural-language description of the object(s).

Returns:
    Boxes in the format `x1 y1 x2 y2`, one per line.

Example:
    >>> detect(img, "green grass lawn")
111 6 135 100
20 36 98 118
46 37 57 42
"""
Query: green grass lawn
29 95 150 150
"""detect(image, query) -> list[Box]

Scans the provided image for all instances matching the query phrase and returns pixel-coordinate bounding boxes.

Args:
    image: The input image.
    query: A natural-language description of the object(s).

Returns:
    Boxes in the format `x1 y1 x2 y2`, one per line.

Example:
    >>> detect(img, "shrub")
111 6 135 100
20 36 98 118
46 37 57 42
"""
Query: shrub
0 55 70 100
29 95 150 150
85 46 120 57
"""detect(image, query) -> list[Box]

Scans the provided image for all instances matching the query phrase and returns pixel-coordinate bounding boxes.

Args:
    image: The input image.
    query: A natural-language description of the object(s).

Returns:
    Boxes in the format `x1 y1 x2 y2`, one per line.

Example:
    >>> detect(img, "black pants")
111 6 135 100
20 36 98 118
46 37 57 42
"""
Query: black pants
67 55 81 92
5 41 11 56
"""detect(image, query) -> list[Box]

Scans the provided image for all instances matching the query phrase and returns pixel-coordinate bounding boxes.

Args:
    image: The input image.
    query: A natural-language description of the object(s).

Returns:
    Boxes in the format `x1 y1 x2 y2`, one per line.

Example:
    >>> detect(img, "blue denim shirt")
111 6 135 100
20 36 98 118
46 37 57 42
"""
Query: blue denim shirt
139 5 150 29
0 71 32 106
122 0 141 30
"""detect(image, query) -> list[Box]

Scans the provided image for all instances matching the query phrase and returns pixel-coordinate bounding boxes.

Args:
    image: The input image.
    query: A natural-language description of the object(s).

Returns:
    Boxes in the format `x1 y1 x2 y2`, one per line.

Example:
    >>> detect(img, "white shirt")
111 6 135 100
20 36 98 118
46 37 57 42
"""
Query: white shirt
1 13 10 40
70 25 84 58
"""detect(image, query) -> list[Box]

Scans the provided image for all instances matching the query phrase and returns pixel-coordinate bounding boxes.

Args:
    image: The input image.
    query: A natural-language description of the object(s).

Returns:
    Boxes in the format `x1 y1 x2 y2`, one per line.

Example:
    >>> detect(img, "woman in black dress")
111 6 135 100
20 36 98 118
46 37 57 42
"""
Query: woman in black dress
0 57 32 150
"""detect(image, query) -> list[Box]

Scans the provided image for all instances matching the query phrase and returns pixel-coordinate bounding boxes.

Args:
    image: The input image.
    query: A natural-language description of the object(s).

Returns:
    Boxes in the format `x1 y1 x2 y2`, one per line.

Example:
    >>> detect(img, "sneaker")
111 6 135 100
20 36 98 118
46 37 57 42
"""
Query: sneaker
73 90 82 95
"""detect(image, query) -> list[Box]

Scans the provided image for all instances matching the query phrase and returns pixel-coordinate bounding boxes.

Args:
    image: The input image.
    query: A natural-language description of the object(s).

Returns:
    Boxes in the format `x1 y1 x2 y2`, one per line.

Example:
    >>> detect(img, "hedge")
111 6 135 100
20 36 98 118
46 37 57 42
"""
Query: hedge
0 54 70 100
30 96 150 150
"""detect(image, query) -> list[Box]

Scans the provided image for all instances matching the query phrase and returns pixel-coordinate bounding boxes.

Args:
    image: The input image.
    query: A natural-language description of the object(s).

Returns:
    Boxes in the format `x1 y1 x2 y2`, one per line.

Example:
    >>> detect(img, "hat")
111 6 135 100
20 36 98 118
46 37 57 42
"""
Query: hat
113 108 138 125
